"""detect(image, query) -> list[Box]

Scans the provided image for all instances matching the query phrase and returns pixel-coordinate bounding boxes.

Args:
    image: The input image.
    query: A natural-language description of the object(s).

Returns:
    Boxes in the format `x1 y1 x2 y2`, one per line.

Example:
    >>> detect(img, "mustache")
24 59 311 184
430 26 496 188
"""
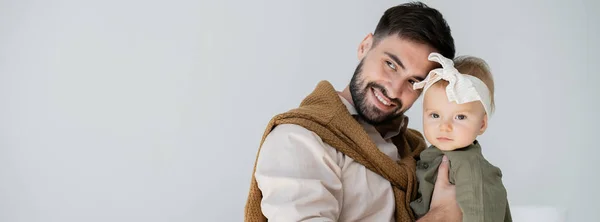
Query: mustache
366 82 402 108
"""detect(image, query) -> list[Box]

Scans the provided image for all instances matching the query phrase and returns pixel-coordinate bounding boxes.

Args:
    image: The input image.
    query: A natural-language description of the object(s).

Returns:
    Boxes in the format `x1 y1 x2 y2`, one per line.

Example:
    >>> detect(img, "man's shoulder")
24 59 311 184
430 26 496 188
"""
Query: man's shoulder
269 123 316 136
405 127 426 141
261 123 343 163
402 127 427 155
405 127 425 137
264 124 325 146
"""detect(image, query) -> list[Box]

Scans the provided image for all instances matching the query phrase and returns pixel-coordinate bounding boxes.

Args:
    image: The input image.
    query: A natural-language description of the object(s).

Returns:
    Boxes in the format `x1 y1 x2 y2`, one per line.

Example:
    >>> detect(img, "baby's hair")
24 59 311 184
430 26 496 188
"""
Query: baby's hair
454 55 495 113
430 55 495 113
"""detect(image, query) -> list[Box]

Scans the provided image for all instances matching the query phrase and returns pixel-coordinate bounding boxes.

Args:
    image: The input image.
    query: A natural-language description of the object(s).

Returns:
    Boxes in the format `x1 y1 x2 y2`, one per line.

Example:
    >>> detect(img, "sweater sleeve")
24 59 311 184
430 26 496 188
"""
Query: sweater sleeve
449 154 511 222
254 124 343 222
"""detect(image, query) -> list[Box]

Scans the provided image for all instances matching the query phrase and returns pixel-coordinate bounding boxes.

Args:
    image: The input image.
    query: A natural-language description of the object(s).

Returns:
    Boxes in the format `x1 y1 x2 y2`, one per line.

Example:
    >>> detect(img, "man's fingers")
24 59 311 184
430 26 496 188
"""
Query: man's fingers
435 155 450 187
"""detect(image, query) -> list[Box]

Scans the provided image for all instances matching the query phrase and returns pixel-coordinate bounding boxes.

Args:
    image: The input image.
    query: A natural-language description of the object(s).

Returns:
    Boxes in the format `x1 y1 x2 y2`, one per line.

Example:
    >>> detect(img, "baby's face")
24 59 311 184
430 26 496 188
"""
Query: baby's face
422 84 488 151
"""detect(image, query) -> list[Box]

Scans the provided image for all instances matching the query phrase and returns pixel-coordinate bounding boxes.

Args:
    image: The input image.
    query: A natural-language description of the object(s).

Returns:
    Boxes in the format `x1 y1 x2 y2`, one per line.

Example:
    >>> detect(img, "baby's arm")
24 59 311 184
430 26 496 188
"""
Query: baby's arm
450 154 510 222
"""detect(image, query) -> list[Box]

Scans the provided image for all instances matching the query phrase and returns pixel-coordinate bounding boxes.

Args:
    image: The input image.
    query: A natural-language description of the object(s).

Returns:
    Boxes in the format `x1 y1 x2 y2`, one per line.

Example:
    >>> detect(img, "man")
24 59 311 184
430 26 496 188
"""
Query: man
245 2 461 221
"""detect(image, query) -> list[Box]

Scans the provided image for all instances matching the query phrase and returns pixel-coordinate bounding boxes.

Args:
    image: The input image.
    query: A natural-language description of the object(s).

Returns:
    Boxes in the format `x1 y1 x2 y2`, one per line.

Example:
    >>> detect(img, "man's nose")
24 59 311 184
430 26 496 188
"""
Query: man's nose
387 78 407 99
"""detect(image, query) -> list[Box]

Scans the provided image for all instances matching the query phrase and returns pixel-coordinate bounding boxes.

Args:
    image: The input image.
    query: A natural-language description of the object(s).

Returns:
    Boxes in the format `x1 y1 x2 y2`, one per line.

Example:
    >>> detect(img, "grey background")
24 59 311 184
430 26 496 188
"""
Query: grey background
1 0 598 221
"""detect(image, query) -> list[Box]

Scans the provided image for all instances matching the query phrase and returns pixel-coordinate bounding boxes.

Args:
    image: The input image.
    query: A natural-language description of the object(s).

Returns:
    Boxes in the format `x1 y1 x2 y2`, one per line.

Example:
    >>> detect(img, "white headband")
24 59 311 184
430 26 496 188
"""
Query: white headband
413 52 493 118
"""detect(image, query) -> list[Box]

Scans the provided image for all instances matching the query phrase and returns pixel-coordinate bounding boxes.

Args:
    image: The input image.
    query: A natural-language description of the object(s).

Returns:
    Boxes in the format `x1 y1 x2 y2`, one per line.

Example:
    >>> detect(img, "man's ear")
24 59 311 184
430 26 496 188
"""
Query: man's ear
358 33 374 60
479 114 488 135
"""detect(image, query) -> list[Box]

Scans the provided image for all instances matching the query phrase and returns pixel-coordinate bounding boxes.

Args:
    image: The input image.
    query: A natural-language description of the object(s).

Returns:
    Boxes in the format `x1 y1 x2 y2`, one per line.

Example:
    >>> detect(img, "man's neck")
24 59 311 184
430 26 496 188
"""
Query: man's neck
340 86 354 107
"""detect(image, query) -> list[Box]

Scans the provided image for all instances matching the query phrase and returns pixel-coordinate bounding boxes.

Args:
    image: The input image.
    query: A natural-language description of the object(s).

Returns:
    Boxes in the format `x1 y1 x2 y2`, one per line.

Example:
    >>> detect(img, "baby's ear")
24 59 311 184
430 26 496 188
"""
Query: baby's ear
478 114 488 135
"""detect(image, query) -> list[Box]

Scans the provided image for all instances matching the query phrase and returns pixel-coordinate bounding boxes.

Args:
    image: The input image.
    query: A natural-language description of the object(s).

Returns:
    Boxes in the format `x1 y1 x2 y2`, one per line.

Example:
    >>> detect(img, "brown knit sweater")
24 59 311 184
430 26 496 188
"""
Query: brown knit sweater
244 80 427 222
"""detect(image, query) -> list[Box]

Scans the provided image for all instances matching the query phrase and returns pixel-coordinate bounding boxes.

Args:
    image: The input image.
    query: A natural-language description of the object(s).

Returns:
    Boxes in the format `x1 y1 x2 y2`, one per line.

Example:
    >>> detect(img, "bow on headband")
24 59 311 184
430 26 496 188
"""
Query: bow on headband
413 52 493 118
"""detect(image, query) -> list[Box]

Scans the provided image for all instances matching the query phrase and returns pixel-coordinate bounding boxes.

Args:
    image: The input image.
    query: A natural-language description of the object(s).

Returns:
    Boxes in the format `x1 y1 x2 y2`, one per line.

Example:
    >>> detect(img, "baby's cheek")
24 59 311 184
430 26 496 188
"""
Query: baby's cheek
456 137 476 148
422 126 435 144
454 125 479 145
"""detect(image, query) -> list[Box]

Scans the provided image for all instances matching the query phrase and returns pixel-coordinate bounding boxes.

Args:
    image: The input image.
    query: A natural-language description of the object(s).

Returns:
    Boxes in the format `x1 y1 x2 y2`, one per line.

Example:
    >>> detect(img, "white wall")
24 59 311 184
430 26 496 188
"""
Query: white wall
0 0 597 221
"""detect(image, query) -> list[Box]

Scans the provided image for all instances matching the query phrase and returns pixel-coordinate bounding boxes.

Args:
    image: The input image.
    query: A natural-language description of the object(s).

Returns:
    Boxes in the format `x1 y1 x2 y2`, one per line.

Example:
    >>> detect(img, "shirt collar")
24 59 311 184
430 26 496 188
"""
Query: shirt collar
420 140 482 161
338 94 358 115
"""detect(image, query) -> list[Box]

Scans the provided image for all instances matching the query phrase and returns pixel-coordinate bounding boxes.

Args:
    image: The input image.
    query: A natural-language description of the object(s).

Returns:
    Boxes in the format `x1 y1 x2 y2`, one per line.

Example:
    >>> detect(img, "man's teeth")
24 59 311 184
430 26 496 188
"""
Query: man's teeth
375 92 391 106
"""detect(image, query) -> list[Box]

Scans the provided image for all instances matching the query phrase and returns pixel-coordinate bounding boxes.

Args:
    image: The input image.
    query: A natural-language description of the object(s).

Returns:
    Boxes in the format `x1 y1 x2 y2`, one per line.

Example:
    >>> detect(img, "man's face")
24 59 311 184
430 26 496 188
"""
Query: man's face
350 34 438 126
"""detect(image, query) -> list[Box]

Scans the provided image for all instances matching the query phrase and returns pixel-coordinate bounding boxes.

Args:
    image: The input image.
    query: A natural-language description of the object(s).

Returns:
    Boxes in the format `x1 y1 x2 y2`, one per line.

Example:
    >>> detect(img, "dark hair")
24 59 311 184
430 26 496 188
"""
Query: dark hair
373 2 455 59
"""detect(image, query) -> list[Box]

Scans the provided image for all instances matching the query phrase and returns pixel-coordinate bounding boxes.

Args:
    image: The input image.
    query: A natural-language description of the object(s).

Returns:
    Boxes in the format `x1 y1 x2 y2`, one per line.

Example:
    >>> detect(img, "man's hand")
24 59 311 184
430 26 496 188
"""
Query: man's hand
417 155 462 222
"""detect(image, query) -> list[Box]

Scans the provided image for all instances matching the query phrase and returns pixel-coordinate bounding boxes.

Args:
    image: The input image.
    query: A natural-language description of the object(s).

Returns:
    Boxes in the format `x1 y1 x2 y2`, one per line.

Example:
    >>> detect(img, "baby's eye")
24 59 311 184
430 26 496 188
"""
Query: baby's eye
455 114 467 120
385 61 396 71
430 113 439 118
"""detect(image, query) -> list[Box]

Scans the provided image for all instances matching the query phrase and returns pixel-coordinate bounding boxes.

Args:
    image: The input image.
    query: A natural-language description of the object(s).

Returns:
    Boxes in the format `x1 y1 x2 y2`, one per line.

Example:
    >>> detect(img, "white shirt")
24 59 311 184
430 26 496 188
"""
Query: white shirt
255 95 402 221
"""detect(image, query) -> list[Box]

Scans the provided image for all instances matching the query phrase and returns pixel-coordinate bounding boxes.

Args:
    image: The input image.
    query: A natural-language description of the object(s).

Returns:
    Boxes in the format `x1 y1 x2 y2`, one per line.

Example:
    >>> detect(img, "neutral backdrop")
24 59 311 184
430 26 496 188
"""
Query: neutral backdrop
1 0 598 221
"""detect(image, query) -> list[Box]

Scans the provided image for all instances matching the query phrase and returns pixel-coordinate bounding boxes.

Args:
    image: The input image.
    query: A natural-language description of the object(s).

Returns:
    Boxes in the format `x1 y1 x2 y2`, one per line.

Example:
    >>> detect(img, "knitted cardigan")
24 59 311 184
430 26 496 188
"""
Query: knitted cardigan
244 80 427 222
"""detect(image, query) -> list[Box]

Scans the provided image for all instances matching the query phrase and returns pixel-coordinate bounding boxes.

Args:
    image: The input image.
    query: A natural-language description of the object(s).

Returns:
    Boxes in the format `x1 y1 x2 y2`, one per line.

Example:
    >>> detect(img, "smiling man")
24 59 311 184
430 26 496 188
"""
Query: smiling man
245 2 460 222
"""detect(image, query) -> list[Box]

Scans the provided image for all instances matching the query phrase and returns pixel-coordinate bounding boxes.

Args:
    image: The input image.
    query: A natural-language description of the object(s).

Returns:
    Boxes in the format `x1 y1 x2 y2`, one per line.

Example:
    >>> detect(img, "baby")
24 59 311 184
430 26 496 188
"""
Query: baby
409 53 511 222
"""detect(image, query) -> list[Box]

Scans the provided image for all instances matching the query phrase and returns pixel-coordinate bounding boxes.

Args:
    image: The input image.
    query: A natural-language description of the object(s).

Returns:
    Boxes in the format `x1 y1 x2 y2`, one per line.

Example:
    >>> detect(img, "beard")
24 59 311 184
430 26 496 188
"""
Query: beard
349 59 404 126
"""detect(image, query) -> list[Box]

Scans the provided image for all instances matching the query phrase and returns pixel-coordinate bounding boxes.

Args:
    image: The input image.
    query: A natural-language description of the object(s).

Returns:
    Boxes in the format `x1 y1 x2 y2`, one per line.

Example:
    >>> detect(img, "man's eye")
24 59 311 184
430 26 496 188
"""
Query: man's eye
430 113 439 118
386 61 396 70
455 115 467 120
